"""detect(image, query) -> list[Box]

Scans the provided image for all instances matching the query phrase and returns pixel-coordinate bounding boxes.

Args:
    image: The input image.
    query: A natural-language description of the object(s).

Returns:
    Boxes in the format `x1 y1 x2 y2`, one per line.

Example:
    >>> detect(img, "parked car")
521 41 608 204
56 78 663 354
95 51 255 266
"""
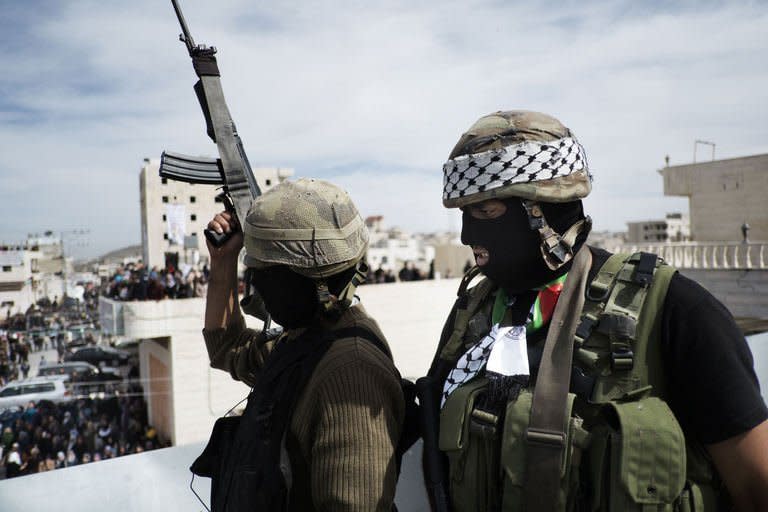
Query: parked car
64 345 131 367
37 361 100 381
39 362 124 396
0 377 73 409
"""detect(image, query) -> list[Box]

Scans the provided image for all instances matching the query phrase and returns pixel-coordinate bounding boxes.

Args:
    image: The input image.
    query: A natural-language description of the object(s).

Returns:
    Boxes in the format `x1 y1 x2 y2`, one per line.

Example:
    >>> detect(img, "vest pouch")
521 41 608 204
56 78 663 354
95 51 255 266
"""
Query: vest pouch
439 377 501 512
500 390 589 512
587 397 687 511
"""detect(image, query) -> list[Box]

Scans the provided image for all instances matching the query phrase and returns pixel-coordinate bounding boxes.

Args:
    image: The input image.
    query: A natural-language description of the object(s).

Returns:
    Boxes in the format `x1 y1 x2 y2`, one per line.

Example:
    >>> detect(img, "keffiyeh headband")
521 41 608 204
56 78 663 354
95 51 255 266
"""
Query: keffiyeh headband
442 137 589 202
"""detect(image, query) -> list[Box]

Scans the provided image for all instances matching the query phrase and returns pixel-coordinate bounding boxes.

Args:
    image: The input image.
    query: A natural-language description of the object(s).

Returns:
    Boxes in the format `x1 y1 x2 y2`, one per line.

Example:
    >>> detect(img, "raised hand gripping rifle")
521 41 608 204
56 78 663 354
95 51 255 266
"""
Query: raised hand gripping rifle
161 0 261 248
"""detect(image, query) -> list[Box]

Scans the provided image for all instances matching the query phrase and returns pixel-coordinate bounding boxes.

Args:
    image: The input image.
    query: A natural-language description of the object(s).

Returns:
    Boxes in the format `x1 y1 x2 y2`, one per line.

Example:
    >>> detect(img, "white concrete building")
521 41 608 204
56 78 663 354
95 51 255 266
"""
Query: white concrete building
25 232 67 274
626 213 691 243
0 234 70 316
422 231 474 279
364 216 437 277
139 158 293 270
0 249 37 316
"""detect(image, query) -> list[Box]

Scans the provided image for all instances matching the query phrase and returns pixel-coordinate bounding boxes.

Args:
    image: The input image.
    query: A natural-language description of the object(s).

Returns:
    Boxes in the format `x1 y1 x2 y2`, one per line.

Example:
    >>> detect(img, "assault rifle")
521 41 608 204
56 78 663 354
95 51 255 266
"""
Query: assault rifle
416 376 451 512
160 0 261 248
161 0 270 325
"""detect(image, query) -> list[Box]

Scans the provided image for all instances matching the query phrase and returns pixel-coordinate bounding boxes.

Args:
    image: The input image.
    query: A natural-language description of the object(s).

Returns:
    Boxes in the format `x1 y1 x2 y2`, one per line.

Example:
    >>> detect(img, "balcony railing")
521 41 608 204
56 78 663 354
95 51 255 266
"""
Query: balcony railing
607 242 768 270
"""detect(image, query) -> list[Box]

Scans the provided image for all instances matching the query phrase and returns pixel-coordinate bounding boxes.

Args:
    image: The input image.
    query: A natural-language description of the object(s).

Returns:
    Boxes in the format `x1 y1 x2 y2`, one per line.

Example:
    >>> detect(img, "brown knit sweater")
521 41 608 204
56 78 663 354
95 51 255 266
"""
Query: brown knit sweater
203 304 404 512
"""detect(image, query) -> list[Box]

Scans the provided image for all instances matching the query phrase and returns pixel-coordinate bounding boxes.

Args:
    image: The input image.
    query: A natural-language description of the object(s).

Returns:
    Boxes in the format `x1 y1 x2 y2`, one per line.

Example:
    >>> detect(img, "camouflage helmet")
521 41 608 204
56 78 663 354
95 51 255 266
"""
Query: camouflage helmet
442 110 591 208
242 178 369 279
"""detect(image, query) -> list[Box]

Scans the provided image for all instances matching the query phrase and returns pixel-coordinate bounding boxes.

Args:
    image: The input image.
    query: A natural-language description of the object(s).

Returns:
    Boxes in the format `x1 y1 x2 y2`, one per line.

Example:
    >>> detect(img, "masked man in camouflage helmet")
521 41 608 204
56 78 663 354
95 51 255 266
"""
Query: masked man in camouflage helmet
424 111 768 511
202 178 404 511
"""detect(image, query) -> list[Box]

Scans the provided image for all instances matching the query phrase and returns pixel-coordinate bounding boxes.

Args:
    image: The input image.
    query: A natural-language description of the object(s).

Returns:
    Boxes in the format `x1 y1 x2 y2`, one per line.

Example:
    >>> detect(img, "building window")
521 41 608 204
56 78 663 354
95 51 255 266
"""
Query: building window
161 177 168 185
191 232 197 237
190 196 196 203
162 214 167 221
162 196 169 203
191 214 197 221
266 179 272 186
164 233 169 240
2 266 11 272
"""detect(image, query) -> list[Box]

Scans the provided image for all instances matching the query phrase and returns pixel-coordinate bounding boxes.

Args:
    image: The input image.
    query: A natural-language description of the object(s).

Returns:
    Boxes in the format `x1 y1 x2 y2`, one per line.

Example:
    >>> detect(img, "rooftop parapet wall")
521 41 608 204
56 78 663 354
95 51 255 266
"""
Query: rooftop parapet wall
614 241 767 270
101 279 462 445
102 278 462 377
99 296 205 338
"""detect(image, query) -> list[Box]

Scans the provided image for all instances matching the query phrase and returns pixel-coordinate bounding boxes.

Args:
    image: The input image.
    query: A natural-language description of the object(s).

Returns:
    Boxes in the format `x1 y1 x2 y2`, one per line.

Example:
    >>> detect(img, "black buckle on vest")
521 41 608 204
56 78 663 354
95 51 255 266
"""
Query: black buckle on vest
574 314 598 345
598 313 636 372
610 345 635 372
633 252 657 287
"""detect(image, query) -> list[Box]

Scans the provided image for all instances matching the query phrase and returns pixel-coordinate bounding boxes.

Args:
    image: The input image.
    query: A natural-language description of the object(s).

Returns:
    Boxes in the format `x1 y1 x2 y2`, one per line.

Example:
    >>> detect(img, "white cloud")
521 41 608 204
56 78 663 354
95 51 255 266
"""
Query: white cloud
1 1 767 258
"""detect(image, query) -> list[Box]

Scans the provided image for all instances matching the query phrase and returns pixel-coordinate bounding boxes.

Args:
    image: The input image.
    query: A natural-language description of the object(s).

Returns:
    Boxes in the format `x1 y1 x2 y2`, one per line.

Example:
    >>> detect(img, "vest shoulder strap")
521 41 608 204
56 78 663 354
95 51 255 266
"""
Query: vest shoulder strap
438 267 496 364
575 251 676 401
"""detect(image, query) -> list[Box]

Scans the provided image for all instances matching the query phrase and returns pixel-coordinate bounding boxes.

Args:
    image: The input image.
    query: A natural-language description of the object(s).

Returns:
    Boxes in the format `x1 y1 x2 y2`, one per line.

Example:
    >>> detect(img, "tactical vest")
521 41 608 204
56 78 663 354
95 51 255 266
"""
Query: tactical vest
191 325 397 512
433 250 725 512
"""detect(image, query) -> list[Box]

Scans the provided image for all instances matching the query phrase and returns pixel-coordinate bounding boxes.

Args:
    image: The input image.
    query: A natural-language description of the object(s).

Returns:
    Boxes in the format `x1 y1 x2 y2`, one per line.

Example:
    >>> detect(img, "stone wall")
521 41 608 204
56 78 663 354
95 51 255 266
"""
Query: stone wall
682 268 768 321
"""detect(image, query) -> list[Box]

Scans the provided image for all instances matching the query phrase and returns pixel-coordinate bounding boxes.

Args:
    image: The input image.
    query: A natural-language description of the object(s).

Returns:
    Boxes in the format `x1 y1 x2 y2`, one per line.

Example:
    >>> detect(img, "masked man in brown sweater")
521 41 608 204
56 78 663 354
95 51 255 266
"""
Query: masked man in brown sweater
200 178 404 511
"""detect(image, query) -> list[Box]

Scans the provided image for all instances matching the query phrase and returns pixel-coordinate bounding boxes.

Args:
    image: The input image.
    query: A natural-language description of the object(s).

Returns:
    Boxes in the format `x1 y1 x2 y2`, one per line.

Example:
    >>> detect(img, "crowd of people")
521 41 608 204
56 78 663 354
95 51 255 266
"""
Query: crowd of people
104 259 442 296
1 297 99 387
364 260 437 284
102 262 209 301
0 395 166 478
1 287 162 480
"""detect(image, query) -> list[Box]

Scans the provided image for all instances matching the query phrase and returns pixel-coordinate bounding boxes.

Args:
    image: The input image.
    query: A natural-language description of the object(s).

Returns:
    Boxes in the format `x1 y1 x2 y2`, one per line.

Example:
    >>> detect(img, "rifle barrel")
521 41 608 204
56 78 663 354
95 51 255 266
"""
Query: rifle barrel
171 0 196 53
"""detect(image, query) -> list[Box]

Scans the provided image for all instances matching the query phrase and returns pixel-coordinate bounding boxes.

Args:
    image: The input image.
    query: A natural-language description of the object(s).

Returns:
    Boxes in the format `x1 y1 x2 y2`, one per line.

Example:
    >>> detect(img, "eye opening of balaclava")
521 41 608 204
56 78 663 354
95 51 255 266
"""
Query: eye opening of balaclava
247 264 360 329
461 198 589 293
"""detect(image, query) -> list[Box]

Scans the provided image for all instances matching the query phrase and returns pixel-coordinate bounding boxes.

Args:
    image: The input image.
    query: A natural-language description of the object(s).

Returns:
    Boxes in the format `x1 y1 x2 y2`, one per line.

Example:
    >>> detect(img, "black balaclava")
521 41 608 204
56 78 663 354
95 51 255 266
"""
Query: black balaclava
250 266 318 330
461 198 586 294
249 265 358 330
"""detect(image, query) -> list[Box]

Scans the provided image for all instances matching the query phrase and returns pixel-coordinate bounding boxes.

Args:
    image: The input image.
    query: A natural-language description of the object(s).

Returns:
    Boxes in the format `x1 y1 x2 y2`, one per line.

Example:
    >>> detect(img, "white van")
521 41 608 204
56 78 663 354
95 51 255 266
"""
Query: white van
0 377 73 409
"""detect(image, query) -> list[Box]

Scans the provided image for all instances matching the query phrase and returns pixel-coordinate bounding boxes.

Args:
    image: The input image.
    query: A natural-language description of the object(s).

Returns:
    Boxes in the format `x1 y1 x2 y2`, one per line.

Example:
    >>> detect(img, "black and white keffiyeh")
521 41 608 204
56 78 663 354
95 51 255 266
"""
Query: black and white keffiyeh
441 324 530 407
442 136 588 202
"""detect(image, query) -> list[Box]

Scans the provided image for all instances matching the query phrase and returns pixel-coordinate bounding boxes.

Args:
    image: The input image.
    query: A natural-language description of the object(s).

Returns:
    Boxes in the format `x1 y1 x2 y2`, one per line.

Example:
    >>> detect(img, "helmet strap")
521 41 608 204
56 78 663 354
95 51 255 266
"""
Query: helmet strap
522 200 592 271
336 261 368 309
315 261 369 315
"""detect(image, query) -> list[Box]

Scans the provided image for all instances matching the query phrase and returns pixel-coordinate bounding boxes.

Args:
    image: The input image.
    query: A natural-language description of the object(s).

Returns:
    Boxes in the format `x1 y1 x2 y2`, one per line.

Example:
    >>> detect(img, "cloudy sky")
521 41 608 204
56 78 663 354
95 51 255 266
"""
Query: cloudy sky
1 0 766 259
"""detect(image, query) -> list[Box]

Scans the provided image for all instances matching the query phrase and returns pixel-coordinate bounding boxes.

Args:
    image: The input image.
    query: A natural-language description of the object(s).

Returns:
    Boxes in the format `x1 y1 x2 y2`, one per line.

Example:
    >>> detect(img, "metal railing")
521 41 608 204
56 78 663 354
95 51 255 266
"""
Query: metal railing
607 242 768 270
